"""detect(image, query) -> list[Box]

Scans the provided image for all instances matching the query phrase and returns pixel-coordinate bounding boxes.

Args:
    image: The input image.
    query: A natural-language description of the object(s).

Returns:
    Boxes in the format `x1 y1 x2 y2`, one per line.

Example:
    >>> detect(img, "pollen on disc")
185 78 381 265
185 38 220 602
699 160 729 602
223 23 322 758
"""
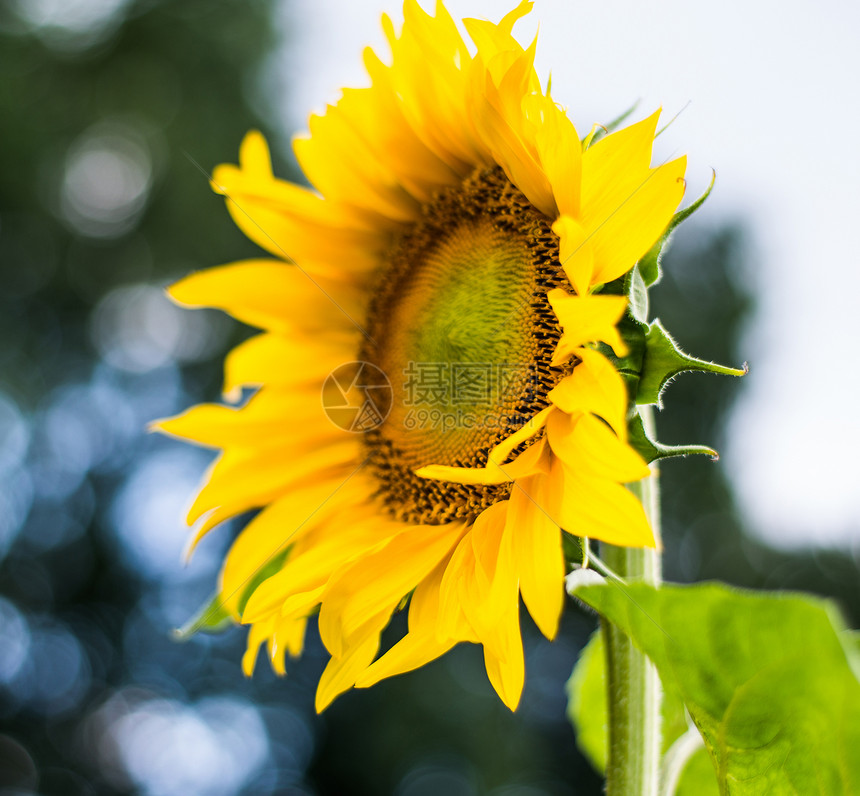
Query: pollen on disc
361 167 573 524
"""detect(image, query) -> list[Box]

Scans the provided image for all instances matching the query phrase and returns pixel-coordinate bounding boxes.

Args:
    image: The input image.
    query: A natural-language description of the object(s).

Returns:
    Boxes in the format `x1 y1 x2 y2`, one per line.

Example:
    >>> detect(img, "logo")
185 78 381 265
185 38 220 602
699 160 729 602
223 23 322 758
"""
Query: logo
321 361 392 432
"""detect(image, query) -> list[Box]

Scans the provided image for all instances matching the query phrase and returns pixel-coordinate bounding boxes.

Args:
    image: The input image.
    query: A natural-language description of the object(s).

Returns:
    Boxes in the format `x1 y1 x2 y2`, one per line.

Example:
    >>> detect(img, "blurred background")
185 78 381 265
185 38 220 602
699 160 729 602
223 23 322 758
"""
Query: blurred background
0 1 856 794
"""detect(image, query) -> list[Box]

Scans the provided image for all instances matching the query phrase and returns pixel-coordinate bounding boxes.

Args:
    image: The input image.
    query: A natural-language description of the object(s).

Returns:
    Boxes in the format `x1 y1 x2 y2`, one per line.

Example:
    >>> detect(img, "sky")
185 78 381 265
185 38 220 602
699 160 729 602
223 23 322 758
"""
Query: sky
272 0 860 550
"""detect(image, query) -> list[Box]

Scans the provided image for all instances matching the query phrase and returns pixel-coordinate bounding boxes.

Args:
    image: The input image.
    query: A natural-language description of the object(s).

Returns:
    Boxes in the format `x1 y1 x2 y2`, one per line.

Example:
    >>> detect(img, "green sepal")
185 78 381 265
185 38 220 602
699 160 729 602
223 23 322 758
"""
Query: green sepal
583 100 641 149
599 266 649 399
172 592 234 641
638 170 716 287
236 549 289 615
563 533 585 568
172 548 290 641
594 273 648 399
628 411 718 463
636 319 747 407
846 631 860 681
624 264 649 324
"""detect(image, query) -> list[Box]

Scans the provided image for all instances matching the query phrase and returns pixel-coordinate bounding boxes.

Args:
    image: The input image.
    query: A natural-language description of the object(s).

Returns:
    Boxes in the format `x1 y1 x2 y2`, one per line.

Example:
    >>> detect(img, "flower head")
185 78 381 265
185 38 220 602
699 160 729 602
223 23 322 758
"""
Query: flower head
156 0 687 711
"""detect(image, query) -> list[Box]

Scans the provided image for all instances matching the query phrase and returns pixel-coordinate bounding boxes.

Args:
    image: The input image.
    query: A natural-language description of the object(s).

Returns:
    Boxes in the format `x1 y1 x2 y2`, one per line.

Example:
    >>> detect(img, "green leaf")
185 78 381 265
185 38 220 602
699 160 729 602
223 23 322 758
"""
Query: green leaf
567 630 609 772
628 411 718 464
567 631 698 778
676 747 720 796
638 171 716 286
636 319 747 407
570 581 860 795
172 591 234 641
173 549 290 641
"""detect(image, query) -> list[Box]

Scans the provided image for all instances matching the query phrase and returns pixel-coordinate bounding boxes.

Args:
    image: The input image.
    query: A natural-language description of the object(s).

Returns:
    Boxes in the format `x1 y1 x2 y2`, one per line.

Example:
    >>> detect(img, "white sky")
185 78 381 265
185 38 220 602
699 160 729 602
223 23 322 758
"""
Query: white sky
272 0 860 550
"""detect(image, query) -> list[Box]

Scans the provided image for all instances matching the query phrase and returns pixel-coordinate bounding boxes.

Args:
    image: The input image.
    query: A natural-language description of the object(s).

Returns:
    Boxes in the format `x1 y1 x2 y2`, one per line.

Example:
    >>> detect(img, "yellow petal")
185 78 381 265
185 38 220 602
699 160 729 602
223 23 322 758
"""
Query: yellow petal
479 520 525 711
506 474 564 640
222 331 355 401
373 1 482 172
219 474 371 617
241 512 405 624
587 155 687 287
434 505 525 710
214 130 369 234
343 70 460 203
211 133 382 272
482 620 524 712
168 260 367 335
437 507 509 642
213 132 369 234
461 3 548 211
552 216 595 297
547 348 629 439
269 615 308 675
279 585 326 623
549 459 656 548
533 99 581 218
469 502 513 629
219 194 381 275
318 520 467 656
274 616 309 667
315 633 380 712
580 110 687 286
433 538 481 644
488 406 554 465
463 2 534 63
152 389 336 449
580 110 662 228
355 553 469 688
294 108 420 225
546 288 628 358
417 406 554 485
187 438 359 528
356 632 457 689
467 57 554 217
546 412 650 483
414 461 511 485
499 436 552 480
242 617 275 677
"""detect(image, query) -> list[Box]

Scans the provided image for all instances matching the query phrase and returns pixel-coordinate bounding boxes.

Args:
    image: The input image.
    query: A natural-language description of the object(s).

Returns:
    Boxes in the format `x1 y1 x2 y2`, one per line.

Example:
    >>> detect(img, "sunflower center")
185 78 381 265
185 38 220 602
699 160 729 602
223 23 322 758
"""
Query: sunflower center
362 167 568 524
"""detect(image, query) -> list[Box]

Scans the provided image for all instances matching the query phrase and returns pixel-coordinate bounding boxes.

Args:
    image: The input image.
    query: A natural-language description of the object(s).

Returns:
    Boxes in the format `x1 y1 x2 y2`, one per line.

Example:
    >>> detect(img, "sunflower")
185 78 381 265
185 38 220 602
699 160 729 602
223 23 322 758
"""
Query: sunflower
156 0 686 711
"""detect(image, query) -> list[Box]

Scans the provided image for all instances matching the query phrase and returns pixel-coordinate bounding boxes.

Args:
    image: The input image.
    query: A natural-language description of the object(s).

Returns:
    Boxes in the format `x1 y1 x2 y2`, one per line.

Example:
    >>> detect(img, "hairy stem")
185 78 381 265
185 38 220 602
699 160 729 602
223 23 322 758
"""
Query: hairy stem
601 405 663 796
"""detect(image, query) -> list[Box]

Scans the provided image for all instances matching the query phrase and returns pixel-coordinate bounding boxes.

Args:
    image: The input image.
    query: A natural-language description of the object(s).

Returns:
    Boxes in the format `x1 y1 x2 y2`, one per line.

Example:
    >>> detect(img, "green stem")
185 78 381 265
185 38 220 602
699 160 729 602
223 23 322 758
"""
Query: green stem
601 405 663 796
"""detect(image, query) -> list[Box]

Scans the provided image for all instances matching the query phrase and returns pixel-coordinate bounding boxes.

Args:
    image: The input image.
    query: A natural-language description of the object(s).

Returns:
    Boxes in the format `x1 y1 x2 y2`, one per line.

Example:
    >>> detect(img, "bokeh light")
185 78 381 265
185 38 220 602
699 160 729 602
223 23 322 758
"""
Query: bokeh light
61 123 153 239
95 693 270 796
91 283 230 373
13 0 132 51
